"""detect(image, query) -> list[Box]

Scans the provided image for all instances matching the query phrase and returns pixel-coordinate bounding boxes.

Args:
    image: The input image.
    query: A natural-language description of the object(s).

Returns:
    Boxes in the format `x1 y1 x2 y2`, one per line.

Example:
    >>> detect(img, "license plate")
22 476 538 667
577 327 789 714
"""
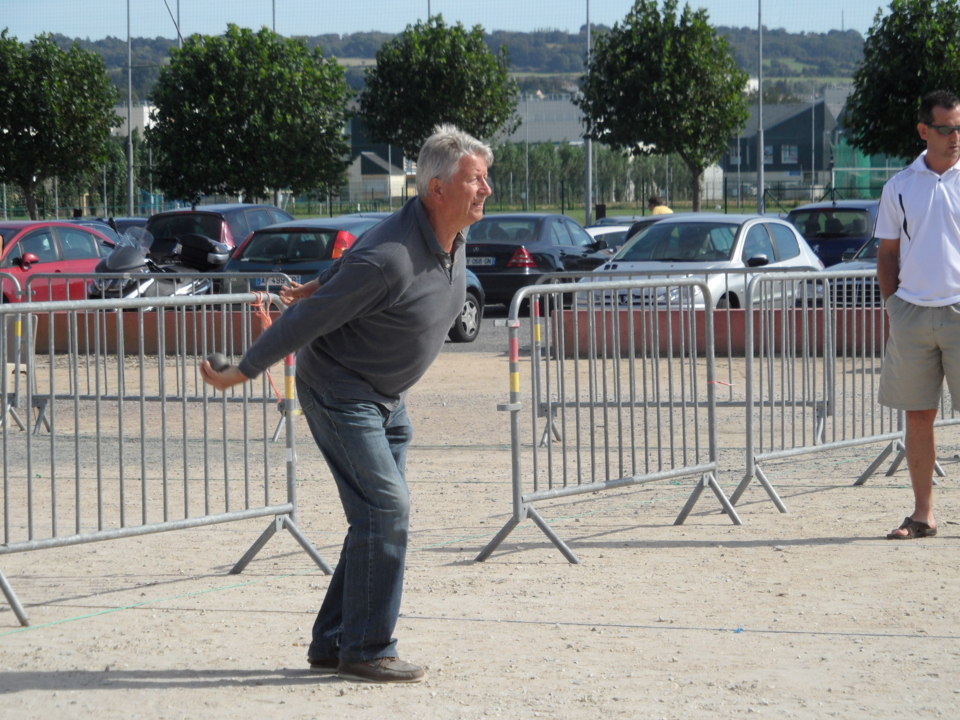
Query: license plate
466 257 495 266
254 275 299 288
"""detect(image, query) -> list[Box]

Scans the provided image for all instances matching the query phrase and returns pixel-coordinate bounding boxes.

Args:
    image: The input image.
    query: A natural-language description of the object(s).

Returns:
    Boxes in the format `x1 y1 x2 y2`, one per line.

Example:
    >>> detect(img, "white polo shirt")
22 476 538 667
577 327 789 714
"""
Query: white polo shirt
875 151 960 306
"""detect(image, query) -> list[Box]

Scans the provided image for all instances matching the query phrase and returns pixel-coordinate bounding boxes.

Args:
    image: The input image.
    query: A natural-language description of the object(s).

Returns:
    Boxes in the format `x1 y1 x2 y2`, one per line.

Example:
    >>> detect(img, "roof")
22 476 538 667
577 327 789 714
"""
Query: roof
152 203 282 216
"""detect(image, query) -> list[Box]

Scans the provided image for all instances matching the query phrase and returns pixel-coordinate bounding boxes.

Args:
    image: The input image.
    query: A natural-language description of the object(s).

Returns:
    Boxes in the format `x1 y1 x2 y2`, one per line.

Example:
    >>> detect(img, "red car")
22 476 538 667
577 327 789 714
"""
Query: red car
0 220 116 302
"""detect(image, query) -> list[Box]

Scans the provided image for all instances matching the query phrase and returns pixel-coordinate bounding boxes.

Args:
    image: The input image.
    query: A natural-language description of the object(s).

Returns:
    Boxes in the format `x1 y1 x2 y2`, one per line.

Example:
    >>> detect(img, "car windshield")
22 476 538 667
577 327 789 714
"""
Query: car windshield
240 230 337 263
615 222 738 262
788 209 873 238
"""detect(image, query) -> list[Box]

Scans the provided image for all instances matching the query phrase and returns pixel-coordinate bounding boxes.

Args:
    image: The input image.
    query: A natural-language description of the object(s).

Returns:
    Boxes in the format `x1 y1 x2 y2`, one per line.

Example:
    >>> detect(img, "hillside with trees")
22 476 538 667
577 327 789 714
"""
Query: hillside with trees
38 24 863 101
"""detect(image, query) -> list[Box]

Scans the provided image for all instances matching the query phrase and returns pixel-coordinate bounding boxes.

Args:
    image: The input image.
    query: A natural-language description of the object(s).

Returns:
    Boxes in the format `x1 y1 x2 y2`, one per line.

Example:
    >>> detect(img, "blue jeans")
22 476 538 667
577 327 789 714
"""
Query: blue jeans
296 377 412 663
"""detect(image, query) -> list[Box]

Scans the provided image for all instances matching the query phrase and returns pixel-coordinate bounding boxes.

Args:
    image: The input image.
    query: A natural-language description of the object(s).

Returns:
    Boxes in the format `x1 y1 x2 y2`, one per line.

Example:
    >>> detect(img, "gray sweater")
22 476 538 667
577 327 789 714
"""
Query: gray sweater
238 198 466 409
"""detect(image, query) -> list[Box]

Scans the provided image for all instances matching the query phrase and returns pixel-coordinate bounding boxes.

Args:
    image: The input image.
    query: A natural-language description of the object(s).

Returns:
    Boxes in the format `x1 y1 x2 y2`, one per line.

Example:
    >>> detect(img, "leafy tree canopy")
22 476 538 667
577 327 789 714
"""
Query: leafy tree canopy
846 0 960 160
576 0 749 211
0 30 119 219
147 24 351 203
357 15 519 159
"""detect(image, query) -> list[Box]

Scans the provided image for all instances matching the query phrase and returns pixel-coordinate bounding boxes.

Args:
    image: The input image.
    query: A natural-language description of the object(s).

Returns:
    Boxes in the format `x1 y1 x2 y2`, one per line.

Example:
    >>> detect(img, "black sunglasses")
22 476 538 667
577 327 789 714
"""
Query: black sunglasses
927 123 960 136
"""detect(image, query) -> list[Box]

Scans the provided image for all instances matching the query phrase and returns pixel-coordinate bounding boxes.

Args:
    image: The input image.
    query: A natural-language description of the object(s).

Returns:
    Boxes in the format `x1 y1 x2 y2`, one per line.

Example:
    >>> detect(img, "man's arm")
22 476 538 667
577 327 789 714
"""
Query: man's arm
876 237 901 301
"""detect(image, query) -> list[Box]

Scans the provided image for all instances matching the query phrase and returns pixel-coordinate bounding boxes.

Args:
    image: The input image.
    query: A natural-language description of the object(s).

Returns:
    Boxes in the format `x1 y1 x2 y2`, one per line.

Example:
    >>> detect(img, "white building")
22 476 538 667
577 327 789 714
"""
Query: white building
111 104 156 137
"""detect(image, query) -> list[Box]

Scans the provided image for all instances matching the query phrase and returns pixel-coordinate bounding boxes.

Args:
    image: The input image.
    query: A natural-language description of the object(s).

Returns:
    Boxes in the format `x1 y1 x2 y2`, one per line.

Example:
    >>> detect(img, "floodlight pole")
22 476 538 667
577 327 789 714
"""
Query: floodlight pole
756 0 764 214
584 0 593 225
126 0 134 216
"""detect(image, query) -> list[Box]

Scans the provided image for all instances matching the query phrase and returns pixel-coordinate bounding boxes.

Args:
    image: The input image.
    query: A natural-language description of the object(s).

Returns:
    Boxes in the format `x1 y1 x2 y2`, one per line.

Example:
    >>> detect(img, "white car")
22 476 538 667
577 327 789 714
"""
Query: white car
585 224 633 255
583 213 824 309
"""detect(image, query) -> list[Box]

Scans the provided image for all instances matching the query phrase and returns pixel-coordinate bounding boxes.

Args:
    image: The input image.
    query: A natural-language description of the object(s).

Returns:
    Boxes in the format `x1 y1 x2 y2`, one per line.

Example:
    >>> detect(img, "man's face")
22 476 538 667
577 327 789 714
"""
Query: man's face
918 104 960 163
438 153 492 230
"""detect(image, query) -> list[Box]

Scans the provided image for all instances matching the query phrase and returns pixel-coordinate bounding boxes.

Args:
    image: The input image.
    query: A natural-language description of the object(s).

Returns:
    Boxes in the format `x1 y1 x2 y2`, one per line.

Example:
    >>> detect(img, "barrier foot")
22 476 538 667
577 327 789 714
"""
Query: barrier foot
855 440 943 486
230 514 331 575
32 397 51 435
527 506 580 564
2 398 26 432
474 516 521 562
675 472 743 526
0 567 30 627
854 441 896 486
272 415 285 443
279 516 333 574
729 466 788 514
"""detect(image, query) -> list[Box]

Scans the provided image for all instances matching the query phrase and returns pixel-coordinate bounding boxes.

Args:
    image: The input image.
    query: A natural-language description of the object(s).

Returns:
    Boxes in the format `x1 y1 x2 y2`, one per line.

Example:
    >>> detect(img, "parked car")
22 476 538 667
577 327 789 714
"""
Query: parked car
449 269 485 343
0 220 116 302
219 215 385 294
465 213 609 305
785 199 879 267
797 235 882 308
586 213 824 309
144 203 293 251
65 217 126 244
585 224 634 255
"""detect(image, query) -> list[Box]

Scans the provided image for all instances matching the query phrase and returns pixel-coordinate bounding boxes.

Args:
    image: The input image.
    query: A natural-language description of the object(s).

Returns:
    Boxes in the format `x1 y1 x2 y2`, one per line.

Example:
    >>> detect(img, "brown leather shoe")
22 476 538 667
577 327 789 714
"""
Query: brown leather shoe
307 657 338 674
337 657 425 683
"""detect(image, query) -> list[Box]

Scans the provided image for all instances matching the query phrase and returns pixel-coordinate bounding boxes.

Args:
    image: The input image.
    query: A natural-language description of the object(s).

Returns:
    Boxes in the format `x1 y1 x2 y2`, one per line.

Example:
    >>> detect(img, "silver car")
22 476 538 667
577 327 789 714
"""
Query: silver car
584 213 824 309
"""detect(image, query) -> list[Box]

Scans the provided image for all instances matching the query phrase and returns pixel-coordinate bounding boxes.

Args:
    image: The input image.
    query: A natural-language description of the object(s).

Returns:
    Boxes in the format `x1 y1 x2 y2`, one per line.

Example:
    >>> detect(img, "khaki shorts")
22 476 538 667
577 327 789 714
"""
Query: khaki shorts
878 294 960 410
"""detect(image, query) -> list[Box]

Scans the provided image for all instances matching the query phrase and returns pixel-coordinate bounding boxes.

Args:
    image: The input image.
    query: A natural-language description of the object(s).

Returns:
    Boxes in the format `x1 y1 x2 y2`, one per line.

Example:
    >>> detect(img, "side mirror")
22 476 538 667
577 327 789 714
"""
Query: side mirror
746 255 769 268
591 238 608 251
13 252 40 269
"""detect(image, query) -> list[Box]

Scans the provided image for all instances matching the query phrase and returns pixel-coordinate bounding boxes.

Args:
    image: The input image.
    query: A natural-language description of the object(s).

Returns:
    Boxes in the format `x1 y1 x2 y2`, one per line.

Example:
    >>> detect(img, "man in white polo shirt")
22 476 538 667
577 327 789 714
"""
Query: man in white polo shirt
876 89 960 539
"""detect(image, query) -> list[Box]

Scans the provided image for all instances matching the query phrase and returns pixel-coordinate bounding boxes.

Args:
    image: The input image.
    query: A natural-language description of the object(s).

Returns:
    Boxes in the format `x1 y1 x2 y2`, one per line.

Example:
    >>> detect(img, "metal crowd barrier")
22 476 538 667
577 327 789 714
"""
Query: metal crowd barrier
731 268 957 510
0 292 331 626
476 278 742 564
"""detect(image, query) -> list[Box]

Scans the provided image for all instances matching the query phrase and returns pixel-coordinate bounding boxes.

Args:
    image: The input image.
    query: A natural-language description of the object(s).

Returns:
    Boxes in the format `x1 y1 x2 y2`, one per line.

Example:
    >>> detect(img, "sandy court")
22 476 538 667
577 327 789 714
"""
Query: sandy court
2 347 960 719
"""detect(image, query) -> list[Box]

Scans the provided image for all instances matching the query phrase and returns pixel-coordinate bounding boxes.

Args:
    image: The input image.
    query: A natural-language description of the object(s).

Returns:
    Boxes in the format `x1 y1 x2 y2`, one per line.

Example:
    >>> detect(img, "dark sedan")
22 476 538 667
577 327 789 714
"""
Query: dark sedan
465 213 609 305
219 215 384 294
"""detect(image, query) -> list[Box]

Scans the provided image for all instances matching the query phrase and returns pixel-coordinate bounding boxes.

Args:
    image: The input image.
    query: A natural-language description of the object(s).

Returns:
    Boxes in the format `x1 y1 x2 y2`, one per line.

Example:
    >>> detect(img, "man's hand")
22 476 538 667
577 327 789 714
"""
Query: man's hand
279 279 318 306
200 358 249 391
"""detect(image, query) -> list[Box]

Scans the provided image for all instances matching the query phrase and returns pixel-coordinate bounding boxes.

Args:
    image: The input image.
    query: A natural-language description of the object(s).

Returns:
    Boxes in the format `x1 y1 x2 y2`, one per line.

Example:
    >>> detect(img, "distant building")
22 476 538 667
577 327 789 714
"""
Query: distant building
501 93 587 144
111 103 155 137
723 99 839 200
344 151 407 206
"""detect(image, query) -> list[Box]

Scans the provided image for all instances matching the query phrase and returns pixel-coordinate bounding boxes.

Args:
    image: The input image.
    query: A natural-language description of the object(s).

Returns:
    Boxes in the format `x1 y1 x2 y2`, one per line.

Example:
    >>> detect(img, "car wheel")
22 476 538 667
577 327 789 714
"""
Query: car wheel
716 293 740 309
448 289 483 343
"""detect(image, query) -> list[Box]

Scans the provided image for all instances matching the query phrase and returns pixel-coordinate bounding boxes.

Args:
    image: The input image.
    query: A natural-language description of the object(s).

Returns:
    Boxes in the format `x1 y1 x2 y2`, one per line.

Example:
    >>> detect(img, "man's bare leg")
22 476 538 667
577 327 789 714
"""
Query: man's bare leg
888 408 938 537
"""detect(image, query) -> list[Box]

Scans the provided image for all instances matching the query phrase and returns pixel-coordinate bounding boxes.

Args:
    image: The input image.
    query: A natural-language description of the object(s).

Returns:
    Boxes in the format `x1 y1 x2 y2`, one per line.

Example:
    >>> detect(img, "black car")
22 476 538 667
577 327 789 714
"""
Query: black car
785 200 879 267
465 213 609 305
450 270 485 343
144 203 294 251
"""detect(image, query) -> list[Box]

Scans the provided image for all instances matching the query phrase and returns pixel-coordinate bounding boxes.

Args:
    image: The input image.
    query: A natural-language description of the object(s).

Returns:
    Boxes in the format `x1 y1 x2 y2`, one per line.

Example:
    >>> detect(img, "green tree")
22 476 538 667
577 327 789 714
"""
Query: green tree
576 0 749 211
358 16 519 160
147 25 351 204
846 0 960 160
0 31 120 219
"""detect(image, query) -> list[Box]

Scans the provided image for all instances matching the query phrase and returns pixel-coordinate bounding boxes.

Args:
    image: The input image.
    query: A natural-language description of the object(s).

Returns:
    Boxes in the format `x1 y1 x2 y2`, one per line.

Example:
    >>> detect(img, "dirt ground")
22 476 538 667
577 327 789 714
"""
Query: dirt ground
2 345 960 720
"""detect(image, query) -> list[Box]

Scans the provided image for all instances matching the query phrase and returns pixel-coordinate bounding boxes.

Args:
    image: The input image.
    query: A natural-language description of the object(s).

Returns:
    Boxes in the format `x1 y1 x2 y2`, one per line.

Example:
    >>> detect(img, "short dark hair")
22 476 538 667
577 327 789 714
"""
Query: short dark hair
918 90 960 125
648 195 664 206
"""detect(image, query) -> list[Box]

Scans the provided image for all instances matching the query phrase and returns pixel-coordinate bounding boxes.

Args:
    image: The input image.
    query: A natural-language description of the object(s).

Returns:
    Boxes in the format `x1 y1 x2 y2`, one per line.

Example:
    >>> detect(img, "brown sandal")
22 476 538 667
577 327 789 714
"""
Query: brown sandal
886 516 937 540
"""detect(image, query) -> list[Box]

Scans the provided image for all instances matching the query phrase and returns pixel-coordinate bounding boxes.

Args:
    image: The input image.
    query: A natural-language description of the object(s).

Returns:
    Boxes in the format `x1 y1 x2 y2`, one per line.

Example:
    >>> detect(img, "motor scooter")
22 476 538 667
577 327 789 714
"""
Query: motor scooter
89 231 231 299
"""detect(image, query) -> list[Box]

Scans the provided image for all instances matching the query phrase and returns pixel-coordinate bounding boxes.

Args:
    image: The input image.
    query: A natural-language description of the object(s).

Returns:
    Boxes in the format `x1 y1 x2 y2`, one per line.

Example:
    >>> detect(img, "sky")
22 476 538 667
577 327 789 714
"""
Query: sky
1 0 889 41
